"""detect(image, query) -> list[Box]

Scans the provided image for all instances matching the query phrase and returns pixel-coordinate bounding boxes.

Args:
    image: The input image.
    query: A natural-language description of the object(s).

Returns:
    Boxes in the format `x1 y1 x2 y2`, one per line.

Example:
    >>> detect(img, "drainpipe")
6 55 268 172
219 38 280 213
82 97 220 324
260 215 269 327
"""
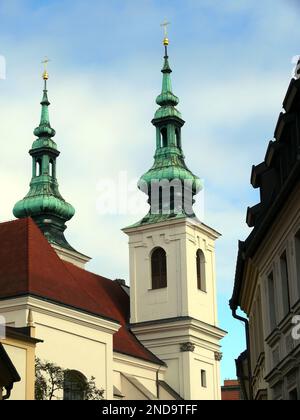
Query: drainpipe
231 308 253 401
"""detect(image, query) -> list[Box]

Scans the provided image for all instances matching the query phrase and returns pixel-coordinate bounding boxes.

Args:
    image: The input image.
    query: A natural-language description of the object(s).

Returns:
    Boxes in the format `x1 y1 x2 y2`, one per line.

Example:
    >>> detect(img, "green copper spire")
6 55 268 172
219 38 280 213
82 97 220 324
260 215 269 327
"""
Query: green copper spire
155 50 179 111
135 38 201 227
13 68 75 250
33 84 56 139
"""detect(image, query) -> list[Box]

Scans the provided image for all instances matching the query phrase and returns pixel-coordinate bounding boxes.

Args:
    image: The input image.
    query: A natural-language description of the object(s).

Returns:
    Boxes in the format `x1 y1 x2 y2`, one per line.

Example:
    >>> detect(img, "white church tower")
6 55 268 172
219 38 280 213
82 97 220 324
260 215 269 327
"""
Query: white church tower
123 33 226 400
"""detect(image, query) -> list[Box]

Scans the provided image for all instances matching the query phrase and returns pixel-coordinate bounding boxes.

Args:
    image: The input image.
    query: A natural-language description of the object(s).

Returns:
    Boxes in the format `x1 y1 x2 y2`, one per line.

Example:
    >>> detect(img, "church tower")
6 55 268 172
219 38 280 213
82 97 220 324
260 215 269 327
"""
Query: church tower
13 64 90 268
123 33 226 400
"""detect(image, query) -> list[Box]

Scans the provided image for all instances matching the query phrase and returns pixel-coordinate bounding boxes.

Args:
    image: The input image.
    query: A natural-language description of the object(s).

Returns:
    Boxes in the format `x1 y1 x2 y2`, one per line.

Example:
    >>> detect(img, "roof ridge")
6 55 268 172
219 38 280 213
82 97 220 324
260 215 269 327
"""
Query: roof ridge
0 218 25 226
63 260 114 283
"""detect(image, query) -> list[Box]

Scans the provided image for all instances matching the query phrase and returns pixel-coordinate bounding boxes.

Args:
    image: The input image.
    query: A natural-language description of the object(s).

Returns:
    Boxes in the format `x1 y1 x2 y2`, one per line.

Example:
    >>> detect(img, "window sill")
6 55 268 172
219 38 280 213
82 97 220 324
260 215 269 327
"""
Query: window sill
265 328 281 347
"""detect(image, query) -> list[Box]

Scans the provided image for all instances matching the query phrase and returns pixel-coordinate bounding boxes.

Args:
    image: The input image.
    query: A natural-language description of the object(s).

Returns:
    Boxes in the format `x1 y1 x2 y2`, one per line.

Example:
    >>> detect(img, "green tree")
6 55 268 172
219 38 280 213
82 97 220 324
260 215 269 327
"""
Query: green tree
35 358 104 400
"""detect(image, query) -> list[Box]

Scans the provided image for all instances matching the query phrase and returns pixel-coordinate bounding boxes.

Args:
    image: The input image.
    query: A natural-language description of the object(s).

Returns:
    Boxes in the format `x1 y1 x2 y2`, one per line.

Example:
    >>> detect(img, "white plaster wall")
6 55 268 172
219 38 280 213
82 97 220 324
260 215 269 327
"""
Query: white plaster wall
162 356 181 394
129 235 181 322
120 375 149 400
113 354 162 399
125 218 224 400
126 219 219 325
185 225 218 325
190 356 216 400
0 298 118 400
0 298 172 402
35 324 108 398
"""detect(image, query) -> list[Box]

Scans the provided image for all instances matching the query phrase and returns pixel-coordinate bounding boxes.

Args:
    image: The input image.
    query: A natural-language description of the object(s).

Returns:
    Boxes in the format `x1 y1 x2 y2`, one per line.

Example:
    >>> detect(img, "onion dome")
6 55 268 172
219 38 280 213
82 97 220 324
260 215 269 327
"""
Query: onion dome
13 69 75 250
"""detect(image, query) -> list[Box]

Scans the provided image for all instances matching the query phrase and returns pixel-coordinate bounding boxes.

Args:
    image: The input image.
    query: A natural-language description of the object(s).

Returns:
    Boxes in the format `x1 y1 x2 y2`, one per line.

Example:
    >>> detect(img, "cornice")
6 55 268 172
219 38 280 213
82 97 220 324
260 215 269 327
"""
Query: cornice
265 344 300 385
123 217 220 241
131 316 227 341
0 295 120 335
113 352 167 373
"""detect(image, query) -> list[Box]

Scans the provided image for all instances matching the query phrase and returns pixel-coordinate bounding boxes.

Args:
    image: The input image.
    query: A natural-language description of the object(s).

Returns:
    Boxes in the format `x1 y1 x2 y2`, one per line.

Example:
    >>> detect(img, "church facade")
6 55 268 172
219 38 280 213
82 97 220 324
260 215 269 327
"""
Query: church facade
0 37 225 400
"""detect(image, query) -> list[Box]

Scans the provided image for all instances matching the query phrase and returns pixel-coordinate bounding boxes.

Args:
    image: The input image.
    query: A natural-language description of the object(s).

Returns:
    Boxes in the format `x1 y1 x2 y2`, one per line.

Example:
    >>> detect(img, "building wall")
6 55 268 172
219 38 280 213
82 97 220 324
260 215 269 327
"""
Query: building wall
221 380 241 400
125 218 220 326
113 353 169 400
190 349 218 400
0 296 119 400
125 218 225 400
0 296 176 401
131 318 224 400
241 182 300 400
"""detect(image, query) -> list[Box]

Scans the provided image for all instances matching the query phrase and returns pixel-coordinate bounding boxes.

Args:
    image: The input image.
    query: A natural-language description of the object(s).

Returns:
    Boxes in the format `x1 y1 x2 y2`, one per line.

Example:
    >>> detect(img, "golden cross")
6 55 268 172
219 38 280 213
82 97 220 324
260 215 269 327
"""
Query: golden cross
41 57 50 71
41 57 50 81
160 20 170 38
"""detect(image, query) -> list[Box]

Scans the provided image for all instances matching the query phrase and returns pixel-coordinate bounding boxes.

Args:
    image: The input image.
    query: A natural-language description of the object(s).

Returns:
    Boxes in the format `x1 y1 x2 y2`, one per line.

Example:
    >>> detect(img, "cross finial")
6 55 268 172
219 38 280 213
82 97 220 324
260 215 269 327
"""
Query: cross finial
42 56 50 81
160 20 170 46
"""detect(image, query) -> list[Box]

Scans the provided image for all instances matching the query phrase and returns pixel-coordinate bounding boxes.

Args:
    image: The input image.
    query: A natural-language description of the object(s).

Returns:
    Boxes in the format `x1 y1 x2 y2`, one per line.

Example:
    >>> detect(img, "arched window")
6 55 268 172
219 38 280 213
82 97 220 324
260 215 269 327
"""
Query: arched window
175 128 181 148
63 370 87 400
161 128 168 148
196 250 206 292
151 247 167 290
170 186 175 213
36 159 42 177
49 159 54 177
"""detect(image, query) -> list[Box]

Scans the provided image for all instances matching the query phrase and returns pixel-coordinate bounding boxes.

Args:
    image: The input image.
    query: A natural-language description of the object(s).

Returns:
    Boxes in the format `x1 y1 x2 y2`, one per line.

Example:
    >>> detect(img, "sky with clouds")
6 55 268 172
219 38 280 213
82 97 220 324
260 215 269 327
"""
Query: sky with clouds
1 0 300 381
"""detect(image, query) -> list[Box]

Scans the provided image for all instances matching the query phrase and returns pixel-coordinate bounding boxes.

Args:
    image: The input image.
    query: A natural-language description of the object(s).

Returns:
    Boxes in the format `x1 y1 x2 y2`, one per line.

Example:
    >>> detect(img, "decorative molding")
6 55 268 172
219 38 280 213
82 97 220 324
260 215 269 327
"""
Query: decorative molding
0 295 120 335
113 352 167 373
214 351 223 361
123 216 221 241
131 316 227 341
27 309 34 327
180 342 195 352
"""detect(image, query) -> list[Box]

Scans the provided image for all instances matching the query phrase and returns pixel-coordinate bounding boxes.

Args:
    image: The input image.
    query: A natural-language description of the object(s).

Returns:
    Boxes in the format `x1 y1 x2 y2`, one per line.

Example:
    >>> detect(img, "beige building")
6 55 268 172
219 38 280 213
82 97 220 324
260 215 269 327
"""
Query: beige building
0 323 40 400
125 218 225 400
230 74 300 400
0 37 225 400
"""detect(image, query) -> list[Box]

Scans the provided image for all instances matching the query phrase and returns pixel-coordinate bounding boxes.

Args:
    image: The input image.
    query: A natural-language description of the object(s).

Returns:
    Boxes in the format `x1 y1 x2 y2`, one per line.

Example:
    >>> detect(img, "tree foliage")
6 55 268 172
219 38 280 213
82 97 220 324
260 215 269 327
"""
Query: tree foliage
35 358 104 400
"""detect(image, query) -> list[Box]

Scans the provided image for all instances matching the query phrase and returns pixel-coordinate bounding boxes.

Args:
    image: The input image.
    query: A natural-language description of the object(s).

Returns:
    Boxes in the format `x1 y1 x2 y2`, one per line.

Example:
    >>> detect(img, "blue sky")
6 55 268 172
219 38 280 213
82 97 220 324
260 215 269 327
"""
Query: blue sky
1 0 300 381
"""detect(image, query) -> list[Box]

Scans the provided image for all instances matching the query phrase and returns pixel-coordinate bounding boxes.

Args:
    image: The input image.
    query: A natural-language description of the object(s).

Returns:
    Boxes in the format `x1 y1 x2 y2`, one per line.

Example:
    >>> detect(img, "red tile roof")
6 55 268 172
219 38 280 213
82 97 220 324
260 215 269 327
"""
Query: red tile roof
0 218 162 365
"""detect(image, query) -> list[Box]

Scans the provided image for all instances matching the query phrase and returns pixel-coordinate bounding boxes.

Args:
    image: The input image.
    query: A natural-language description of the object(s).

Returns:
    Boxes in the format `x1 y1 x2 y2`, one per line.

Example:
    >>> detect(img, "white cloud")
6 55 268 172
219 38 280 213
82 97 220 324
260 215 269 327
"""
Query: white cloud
0 47 292 288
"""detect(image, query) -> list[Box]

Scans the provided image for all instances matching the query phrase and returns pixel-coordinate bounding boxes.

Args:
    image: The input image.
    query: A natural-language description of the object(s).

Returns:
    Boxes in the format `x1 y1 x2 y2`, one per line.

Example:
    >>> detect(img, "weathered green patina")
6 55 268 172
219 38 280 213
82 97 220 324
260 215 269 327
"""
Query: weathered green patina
13 79 75 250
133 44 201 227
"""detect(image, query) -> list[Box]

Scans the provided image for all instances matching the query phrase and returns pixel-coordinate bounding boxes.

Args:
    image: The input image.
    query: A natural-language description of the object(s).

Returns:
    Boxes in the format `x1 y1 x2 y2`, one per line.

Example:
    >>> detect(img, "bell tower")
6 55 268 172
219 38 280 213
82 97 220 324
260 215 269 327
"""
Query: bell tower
13 61 90 268
123 32 226 400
